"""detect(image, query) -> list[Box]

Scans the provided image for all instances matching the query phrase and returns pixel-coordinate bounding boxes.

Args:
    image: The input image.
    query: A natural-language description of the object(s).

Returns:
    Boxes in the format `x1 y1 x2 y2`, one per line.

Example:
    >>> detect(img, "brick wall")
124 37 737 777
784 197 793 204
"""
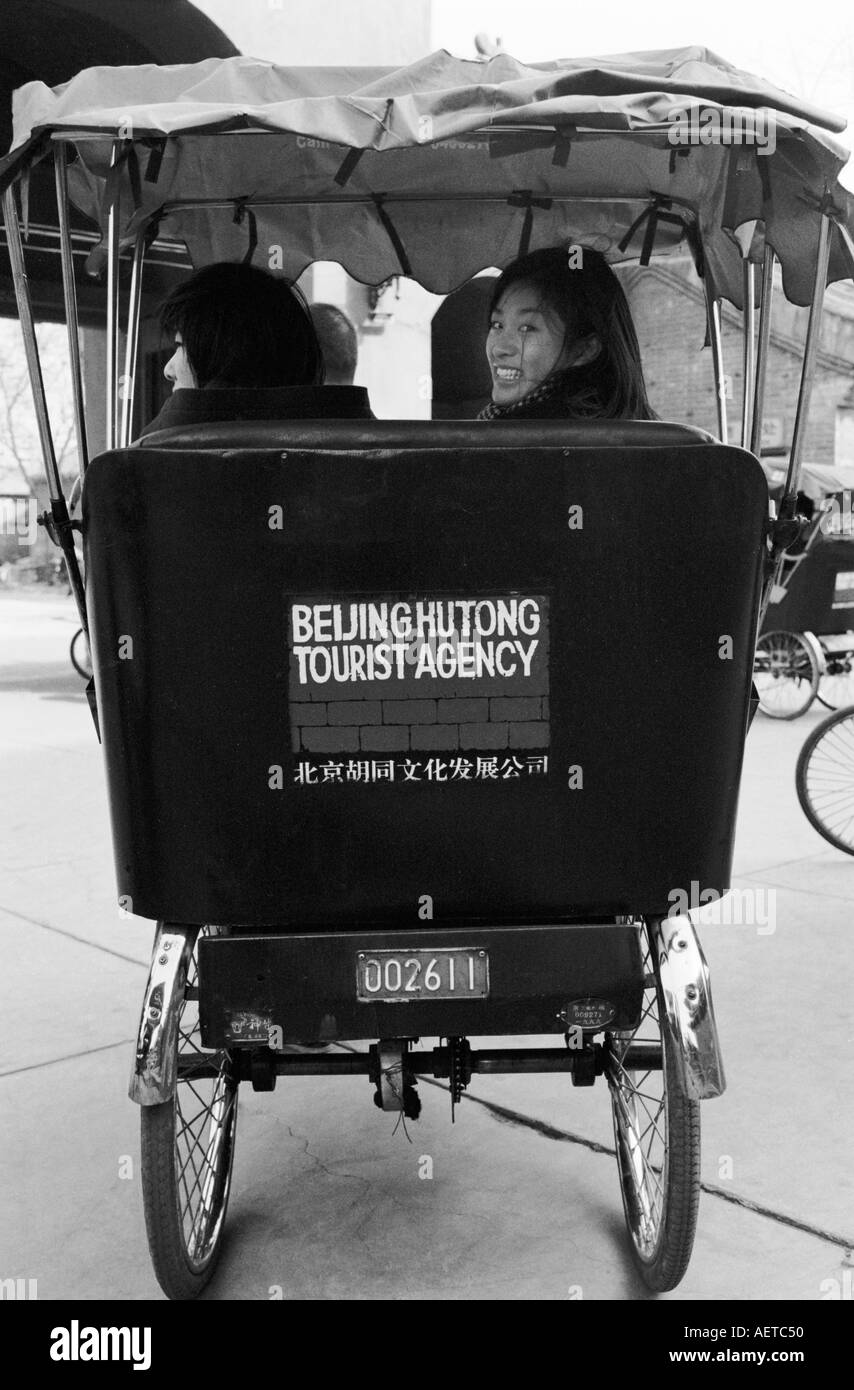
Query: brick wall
623 261 854 458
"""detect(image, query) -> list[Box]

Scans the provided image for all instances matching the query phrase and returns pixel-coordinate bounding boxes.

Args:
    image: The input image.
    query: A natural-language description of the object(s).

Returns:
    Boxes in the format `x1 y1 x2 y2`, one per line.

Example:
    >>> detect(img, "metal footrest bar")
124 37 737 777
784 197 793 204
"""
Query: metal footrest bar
175 1040 663 1083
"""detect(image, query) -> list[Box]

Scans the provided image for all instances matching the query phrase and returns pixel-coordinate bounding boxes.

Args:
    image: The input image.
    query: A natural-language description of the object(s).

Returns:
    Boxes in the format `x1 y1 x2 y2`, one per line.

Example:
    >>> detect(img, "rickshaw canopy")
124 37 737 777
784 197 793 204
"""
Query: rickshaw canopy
2 46 854 305
761 457 854 502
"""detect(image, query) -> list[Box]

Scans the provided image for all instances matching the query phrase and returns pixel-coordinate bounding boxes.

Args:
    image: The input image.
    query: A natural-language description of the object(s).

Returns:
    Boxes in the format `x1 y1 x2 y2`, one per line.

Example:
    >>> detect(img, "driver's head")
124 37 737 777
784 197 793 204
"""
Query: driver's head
161 262 323 390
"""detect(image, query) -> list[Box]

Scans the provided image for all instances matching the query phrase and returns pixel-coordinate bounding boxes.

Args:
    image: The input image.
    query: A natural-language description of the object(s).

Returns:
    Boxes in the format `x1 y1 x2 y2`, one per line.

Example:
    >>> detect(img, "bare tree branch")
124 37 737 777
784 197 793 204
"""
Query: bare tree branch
0 321 79 495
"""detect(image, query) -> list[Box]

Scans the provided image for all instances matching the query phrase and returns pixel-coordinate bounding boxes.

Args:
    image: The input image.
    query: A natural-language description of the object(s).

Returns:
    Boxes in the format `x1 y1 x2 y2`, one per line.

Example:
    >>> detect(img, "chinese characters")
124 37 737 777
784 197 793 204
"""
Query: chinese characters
293 754 549 785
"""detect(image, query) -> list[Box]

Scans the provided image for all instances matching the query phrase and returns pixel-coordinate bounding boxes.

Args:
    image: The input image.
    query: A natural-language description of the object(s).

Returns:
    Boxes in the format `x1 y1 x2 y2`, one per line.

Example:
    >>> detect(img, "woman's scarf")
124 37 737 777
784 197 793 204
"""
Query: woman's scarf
477 367 607 420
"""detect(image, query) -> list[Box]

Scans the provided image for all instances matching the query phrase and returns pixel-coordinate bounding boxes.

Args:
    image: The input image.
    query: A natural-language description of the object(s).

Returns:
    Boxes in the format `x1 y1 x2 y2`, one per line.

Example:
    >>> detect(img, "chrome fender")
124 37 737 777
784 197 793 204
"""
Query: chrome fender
648 915 726 1100
129 923 198 1106
801 629 827 675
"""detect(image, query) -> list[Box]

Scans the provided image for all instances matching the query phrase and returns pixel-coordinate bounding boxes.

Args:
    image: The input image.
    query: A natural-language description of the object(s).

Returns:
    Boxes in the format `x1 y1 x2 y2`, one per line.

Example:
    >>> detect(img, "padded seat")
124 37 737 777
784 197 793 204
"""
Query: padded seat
84 427 764 928
137 417 718 453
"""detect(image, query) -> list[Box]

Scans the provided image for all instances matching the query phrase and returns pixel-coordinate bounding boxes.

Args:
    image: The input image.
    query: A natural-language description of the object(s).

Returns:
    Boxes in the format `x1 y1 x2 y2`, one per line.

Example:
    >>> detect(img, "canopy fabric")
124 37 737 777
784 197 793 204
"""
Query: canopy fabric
3 47 853 303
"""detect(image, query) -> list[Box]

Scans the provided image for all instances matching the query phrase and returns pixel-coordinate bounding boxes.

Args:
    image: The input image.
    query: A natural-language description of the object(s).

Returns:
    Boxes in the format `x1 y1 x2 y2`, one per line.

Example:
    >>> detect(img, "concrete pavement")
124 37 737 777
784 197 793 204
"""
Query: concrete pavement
1 590 852 1300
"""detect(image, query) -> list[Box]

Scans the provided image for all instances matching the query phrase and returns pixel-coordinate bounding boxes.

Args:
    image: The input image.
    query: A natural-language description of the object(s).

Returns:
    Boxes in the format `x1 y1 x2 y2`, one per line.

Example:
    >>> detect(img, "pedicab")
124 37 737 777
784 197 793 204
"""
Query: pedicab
754 458 854 717
3 46 854 1299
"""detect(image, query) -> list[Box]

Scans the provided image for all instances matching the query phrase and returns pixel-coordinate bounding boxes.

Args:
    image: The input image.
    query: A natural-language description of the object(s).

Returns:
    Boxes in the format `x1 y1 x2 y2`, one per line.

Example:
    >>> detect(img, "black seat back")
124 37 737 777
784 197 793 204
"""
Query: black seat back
84 422 765 928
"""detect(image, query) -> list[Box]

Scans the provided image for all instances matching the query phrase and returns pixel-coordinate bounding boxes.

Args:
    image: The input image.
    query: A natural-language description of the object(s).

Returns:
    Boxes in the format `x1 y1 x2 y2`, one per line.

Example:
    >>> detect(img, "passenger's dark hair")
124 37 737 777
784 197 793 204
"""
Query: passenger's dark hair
487 246 655 419
309 303 357 384
160 262 324 388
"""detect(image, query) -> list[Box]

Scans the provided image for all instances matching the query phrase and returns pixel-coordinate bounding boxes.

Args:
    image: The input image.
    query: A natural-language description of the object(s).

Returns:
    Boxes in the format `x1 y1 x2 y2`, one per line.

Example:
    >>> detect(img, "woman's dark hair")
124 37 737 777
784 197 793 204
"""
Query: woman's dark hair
160 262 324 388
487 246 655 419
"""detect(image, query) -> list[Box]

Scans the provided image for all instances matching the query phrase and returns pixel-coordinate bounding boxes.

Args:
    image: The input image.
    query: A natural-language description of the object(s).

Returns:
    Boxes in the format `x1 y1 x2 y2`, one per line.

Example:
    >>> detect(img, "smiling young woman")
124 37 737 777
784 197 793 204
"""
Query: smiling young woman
480 246 655 420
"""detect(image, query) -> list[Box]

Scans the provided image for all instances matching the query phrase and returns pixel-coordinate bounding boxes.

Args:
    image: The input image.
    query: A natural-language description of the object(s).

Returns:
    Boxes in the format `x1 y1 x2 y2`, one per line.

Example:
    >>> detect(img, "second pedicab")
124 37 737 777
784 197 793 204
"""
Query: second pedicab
754 458 854 717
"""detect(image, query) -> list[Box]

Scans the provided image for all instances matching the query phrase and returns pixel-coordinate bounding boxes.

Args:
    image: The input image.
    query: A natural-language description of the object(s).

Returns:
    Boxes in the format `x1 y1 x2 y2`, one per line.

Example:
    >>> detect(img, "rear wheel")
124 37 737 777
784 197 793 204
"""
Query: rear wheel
795 705 854 855
140 926 239 1300
606 925 700 1292
753 630 819 719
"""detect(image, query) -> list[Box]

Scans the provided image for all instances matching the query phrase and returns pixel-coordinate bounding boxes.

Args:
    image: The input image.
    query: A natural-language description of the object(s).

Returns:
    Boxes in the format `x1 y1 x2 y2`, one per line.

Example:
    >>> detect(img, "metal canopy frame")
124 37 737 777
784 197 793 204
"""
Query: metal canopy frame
0 137 845 649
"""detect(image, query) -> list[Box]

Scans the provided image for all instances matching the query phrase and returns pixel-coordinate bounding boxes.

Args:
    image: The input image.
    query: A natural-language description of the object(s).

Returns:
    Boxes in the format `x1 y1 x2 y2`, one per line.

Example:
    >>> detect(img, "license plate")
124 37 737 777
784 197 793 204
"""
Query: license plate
356 948 489 1002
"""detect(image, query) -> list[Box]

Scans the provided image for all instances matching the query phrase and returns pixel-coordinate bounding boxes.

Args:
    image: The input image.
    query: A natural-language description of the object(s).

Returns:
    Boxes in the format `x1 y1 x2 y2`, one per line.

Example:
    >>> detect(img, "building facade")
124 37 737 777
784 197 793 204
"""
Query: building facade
626 259 854 462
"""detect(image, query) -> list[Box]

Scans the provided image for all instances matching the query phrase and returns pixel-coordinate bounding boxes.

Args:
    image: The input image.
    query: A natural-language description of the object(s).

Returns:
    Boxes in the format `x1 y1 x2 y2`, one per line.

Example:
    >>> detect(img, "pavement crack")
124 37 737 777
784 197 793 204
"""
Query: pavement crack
0 904 149 967
420 1076 614 1156
698 1181 854 1251
449 1087 854 1252
0 1036 135 1078
737 874 854 906
735 851 837 878
284 1124 341 1178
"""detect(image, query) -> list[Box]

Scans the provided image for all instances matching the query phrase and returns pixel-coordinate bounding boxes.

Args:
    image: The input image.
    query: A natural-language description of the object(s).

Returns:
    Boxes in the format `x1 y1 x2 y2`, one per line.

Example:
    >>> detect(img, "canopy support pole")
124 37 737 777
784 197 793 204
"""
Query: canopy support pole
740 260 756 450
760 212 832 628
749 247 776 458
1 182 88 632
54 144 90 478
105 141 121 452
120 232 146 447
705 290 728 444
786 211 832 498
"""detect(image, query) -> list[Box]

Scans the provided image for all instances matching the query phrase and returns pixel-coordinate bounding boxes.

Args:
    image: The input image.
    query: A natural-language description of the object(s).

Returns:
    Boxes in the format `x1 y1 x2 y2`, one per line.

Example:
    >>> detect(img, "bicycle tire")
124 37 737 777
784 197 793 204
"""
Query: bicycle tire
795 705 854 855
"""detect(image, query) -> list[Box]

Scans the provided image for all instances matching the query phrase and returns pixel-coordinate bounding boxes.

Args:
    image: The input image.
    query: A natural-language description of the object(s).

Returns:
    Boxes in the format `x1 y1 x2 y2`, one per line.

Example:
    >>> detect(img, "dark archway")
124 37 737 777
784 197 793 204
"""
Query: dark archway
0 1 239 322
0 0 238 154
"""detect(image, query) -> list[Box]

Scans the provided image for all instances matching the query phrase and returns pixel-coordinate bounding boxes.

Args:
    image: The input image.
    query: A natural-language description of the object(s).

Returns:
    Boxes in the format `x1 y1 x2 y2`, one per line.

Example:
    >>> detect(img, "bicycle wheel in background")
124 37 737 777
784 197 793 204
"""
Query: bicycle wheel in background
816 642 854 711
69 627 92 680
795 705 854 855
753 630 820 719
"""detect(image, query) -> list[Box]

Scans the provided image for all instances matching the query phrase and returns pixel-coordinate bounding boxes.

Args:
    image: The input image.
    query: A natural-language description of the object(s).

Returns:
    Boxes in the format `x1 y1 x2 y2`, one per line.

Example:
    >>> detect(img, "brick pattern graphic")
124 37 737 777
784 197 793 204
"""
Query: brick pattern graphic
288 594 550 755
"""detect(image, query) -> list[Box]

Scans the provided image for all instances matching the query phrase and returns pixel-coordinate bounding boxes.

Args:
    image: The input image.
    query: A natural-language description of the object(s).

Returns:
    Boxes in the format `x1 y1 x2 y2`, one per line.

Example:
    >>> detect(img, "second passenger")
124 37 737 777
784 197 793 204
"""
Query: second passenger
481 246 655 420
140 262 373 438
